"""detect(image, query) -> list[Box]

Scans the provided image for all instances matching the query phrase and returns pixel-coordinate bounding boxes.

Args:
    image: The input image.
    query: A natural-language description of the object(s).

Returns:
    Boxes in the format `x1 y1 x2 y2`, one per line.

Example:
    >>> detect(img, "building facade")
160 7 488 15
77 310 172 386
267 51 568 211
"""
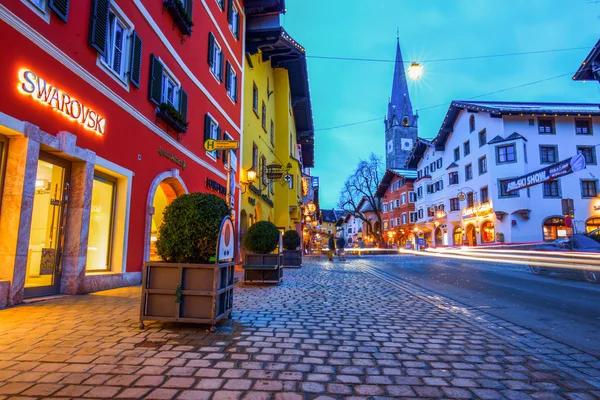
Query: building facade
407 101 600 246
376 169 417 247
0 0 244 307
239 5 314 245
384 38 418 170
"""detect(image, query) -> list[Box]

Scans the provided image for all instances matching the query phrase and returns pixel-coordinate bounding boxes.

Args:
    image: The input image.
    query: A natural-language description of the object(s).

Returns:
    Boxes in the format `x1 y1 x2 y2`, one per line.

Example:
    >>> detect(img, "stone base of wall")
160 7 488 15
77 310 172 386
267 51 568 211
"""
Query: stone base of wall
80 272 142 294
0 281 9 309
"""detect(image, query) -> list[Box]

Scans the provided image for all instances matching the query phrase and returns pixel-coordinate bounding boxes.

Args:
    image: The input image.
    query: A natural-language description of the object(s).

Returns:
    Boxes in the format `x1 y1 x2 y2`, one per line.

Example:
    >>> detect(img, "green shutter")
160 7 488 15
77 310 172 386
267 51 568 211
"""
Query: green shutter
225 61 231 91
49 0 69 22
148 55 163 105
208 32 215 66
178 88 188 123
226 0 233 24
185 0 193 20
235 13 240 40
216 127 222 158
88 0 111 57
204 114 211 142
129 31 143 88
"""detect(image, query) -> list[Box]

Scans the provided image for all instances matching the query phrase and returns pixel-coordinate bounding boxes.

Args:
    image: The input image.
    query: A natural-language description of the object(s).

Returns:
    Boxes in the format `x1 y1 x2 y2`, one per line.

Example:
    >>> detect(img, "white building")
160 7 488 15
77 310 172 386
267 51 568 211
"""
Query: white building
406 101 600 246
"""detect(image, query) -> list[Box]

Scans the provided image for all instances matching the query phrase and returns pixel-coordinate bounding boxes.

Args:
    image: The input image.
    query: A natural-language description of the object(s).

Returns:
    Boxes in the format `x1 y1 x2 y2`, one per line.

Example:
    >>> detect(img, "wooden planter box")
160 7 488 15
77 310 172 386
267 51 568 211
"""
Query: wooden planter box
282 250 302 268
243 254 283 283
156 108 187 133
139 261 234 330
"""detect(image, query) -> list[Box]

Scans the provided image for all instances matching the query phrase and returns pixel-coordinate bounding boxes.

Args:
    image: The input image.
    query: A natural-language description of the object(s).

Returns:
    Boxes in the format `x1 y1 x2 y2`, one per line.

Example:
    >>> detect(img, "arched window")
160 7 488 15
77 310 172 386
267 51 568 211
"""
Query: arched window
543 217 566 241
453 226 462 246
481 220 495 243
586 217 600 233
469 114 475 132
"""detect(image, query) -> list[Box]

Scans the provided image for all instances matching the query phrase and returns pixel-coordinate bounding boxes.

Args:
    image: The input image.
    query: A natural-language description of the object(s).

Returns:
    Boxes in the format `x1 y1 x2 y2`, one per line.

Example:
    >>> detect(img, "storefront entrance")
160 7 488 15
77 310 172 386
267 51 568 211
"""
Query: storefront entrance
543 217 567 241
24 154 70 298
586 218 600 233
434 228 443 247
453 226 463 246
466 224 477 246
481 220 495 243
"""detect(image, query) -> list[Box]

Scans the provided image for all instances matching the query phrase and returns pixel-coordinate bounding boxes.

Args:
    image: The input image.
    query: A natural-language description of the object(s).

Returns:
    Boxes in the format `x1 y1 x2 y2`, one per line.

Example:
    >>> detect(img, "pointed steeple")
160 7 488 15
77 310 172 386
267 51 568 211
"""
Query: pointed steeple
387 37 415 127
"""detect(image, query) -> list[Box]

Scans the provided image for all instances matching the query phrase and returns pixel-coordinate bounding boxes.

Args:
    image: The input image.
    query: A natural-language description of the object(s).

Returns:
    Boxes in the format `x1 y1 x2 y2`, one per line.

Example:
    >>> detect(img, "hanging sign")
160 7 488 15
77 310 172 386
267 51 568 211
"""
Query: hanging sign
19 70 106 135
506 154 586 193
204 139 239 151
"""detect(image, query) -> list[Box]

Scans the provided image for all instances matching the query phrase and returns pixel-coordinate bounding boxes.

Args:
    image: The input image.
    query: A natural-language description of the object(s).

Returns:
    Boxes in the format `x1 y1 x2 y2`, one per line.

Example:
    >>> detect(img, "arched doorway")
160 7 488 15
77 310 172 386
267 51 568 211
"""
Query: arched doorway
453 226 463 246
586 217 600 233
481 220 495 243
144 169 188 262
543 216 566 241
465 224 477 246
434 227 443 247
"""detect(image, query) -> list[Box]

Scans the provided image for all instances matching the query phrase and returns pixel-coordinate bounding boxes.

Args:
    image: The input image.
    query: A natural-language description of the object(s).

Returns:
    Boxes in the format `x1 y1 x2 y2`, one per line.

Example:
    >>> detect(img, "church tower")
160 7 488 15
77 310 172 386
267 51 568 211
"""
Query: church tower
384 37 418 169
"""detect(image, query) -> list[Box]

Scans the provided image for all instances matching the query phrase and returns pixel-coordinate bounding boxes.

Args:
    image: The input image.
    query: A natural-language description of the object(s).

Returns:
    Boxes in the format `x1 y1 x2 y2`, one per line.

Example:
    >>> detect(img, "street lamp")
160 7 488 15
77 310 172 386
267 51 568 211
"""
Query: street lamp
407 62 423 80
246 168 257 184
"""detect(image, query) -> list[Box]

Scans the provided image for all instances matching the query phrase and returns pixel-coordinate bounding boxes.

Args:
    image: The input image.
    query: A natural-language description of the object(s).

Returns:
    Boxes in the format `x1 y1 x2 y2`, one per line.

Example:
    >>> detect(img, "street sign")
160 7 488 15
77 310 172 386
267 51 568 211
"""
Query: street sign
506 154 586 193
204 139 239 151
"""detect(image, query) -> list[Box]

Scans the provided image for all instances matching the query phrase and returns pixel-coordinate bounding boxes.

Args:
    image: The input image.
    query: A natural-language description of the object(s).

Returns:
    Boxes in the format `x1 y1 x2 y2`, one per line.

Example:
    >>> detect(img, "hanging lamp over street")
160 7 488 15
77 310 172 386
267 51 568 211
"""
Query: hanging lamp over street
407 62 423 80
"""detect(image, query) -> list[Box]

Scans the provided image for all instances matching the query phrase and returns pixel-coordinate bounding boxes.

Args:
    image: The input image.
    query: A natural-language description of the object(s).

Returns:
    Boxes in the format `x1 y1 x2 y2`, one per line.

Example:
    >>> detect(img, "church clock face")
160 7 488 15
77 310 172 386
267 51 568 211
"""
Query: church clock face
401 138 413 151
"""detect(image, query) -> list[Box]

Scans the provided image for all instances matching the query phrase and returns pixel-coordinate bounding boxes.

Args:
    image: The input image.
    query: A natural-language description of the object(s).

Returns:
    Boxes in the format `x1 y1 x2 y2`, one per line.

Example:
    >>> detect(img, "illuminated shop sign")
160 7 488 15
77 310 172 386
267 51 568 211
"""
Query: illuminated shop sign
506 154 586 193
19 70 106 135
206 177 227 196
462 204 493 220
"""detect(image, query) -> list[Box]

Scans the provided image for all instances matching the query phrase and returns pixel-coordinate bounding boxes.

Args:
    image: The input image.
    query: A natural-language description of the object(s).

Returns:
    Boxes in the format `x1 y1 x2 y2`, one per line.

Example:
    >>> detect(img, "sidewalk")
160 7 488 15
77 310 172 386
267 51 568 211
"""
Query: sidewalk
1 259 599 399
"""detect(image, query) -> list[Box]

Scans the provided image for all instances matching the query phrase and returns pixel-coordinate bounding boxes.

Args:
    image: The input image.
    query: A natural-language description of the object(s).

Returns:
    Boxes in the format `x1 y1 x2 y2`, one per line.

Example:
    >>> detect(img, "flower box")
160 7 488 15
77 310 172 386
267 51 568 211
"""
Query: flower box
157 103 187 134
163 0 193 36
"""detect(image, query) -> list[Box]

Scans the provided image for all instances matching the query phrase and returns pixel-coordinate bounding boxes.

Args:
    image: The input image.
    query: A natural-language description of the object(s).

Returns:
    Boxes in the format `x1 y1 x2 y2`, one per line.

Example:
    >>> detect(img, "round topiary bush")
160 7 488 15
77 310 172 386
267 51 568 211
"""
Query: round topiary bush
156 193 230 263
243 221 279 254
282 229 301 251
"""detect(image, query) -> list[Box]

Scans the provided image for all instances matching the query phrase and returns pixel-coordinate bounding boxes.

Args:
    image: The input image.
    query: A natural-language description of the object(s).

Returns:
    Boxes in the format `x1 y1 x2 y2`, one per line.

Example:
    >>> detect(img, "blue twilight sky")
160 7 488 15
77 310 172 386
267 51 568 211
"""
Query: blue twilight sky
281 0 600 209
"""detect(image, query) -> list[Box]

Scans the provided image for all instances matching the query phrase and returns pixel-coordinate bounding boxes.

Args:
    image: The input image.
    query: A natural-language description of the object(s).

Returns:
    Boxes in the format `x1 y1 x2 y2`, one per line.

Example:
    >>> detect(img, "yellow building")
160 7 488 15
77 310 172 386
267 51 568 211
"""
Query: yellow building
239 9 314 241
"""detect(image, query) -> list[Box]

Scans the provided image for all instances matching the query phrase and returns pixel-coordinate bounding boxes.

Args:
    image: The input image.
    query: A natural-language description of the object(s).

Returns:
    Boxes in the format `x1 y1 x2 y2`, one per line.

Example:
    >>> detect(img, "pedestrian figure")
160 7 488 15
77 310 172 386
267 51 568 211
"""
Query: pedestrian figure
337 236 346 261
327 235 335 261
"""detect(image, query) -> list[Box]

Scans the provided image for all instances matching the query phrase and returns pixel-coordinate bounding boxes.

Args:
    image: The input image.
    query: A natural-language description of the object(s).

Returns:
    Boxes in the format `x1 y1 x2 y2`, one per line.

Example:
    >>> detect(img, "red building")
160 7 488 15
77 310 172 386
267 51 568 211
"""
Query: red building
376 169 417 247
0 0 245 307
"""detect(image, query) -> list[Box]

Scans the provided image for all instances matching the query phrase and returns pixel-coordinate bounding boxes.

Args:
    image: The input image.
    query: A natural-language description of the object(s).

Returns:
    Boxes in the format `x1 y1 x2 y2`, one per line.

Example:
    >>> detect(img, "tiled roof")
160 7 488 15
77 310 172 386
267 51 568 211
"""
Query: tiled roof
573 39 600 81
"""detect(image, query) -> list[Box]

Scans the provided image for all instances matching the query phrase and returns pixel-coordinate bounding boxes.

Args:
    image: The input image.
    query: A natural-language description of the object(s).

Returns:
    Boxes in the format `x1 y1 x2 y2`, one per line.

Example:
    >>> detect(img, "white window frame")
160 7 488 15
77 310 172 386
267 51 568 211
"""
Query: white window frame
227 64 238 102
210 39 223 82
159 60 182 107
96 2 135 91
402 213 407 225
229 4 240 39
21 0 50 23
401 193 407 205
215 0 225 10
206 114 219 160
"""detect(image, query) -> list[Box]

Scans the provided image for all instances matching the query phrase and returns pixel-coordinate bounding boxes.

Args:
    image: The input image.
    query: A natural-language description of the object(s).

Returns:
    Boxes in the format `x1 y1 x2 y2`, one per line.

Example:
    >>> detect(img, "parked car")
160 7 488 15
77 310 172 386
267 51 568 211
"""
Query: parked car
529 235 600 283
587 228 600 244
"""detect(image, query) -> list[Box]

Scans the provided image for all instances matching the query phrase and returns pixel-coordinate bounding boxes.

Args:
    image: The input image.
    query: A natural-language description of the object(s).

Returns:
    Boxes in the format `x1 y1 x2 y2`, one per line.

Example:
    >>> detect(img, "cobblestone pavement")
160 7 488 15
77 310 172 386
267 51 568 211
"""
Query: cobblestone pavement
1 259 600 399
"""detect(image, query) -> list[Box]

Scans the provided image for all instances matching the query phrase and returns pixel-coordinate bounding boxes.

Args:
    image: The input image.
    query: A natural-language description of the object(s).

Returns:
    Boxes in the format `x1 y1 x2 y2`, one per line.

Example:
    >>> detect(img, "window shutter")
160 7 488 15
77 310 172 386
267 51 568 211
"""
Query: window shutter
208 32 215 66
129 31 143 88
216 127 222 158
204 115 211 142
227 0 233 24
185 0 193 20
88 0 111 57
225 61 231 91
233 75 238 102
49 0 69 22
178 88 188 123
148 54 163 105
235 13 241 40
219 52 225 82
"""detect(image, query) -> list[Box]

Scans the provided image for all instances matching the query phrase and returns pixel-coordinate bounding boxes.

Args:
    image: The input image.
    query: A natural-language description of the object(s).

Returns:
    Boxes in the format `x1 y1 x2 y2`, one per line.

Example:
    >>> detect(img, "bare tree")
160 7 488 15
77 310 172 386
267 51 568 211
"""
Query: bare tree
337 153 385 243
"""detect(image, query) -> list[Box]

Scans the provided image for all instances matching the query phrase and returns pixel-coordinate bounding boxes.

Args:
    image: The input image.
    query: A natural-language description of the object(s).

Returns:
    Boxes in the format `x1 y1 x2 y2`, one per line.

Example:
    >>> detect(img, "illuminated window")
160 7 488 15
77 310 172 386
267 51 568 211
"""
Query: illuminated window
86 174 116 271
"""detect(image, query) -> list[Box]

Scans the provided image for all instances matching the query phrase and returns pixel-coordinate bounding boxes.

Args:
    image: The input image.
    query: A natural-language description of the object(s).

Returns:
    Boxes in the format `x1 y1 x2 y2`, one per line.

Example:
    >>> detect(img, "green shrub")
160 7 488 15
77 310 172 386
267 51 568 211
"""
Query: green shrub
243 221 279 254
282 230 301 251
156 193 230 263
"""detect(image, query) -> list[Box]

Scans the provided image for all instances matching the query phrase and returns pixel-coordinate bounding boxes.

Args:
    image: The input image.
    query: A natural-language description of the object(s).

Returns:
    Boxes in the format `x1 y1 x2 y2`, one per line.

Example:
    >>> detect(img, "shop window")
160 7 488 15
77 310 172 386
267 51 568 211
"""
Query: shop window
538 118 555 134
586 218 600 233
581 179 598 198
496 144 516 164
543 217 566 241
227 0 240 39
225 61 238 102
578 146 597 165
478 156 487 175
208 33 224 81
86 173 116 272
91 1 141 88
481 221 495 243
453 227 463 246
575 119 591 135
539 145 558 164
204 114 220 159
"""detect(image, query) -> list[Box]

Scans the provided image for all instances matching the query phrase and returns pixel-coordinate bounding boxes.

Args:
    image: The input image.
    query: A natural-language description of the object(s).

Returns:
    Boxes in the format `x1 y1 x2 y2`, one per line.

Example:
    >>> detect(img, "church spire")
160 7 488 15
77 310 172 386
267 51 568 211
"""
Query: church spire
387 37 415 127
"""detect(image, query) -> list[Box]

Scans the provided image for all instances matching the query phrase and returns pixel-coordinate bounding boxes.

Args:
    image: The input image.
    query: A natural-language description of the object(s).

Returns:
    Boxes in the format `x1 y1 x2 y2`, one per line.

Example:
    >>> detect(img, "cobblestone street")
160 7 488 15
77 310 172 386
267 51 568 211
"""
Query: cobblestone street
1 259 600 399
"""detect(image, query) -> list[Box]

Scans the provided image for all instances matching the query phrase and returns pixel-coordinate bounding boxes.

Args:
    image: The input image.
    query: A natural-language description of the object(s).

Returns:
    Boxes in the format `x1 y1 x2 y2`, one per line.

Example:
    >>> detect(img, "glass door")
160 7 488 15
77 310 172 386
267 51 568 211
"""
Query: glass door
24 154 70 298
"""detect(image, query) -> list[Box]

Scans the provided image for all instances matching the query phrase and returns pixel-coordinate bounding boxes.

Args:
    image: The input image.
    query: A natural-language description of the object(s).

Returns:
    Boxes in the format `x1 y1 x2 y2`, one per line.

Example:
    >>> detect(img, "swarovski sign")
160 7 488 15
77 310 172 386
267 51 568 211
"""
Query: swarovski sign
506 154 586 193
19 70 106 135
